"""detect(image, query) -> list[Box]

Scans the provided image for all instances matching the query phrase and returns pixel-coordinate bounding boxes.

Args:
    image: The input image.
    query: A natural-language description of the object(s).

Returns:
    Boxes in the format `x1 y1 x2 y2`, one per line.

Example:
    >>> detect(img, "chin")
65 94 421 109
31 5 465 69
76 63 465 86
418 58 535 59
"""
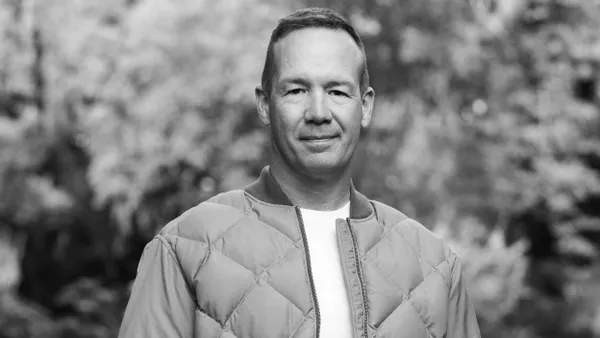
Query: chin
297 158 346 177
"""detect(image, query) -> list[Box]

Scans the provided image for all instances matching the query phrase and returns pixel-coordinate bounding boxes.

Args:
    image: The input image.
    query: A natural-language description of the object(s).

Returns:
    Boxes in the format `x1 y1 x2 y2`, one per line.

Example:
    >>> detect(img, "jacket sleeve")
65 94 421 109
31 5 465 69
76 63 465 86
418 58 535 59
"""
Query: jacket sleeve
446 253 481 338
118 236 196 338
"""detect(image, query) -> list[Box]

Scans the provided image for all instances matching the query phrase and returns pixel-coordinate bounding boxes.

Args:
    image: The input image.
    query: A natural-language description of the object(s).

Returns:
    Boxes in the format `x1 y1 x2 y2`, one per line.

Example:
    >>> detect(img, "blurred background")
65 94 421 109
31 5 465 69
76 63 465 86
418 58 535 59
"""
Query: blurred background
1 0 600 337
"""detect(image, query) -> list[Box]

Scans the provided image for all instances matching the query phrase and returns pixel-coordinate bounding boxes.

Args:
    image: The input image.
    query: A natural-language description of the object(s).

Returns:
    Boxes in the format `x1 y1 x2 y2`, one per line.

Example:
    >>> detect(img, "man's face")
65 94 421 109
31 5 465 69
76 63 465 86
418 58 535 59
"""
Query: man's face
257 28 374 178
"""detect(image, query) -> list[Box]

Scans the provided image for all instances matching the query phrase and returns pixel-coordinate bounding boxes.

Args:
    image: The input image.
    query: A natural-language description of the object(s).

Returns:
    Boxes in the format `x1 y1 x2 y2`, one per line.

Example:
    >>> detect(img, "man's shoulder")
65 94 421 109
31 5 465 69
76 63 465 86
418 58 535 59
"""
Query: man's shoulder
158 189 249 240
369 199 454 267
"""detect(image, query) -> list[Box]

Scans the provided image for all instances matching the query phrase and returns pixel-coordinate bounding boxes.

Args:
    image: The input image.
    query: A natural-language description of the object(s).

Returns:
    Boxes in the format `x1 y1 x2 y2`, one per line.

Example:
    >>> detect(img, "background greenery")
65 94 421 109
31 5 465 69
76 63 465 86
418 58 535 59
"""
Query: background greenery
1 0 600 337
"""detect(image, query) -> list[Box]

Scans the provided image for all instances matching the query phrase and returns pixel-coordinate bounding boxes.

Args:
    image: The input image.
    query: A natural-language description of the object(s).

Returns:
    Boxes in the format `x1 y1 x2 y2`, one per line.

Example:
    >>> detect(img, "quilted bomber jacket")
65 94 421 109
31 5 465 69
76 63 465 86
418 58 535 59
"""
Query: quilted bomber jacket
119 166 481 338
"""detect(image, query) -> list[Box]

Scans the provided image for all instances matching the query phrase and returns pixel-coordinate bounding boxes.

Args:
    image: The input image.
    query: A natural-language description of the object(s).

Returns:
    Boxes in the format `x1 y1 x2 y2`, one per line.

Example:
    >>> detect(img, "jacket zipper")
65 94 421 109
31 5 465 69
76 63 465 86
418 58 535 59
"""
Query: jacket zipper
295 207 321 338
346 218 369 338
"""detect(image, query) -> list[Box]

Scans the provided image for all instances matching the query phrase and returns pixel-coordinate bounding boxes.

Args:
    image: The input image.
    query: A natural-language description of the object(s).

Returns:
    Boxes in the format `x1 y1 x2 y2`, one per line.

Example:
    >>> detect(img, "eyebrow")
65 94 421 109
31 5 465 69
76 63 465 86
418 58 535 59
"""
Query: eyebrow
278 77 356 89
324 80 355 89
278 77 310 87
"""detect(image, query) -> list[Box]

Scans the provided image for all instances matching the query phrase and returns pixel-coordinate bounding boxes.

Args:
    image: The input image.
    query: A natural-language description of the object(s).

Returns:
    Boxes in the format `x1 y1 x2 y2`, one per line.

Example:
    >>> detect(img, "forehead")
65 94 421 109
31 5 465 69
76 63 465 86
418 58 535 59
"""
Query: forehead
272 28 363 84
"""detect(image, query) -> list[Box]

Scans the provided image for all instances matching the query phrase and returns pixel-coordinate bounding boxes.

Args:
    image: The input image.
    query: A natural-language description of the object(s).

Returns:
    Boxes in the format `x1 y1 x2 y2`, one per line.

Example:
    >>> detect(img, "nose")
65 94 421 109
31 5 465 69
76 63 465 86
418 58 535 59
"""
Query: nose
305 90 332 124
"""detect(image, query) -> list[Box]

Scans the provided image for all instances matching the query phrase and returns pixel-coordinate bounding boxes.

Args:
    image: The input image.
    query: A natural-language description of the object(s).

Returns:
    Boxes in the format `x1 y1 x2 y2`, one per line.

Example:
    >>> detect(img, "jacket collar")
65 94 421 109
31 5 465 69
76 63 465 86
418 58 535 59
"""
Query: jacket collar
244 166 373 219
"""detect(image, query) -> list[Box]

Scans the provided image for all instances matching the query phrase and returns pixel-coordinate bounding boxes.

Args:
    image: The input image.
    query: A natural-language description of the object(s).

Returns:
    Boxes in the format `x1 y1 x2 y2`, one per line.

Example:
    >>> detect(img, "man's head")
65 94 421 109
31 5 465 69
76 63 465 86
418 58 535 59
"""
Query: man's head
260 8 370 97
255 7 375 180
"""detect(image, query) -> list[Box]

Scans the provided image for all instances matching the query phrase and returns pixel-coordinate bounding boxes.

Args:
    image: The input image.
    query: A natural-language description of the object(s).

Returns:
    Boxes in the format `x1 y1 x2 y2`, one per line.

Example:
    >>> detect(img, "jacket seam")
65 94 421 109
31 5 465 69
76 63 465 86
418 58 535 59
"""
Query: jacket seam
362 257 425 330
288 312 311 338
195 308 238 338
210 216 246 250
243 192 302 243
205 239 301 289
338 226 360 338
406 298 436 338
155 235 198 306
348 204 377 222
363 219 399 257
248 207 301 245
363 257 408 297
244 191 296 210
368 322 376 334
374 294 435 338
432 254 454 290
390 222 452 286
188 240 211 283
259 241 306 313
245 191 377 222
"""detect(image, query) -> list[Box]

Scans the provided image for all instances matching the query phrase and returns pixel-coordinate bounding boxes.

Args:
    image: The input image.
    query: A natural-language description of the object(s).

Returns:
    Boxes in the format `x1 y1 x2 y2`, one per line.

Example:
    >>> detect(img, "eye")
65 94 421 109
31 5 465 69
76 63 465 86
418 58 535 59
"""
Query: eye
330 90 349 97
286 88 306 95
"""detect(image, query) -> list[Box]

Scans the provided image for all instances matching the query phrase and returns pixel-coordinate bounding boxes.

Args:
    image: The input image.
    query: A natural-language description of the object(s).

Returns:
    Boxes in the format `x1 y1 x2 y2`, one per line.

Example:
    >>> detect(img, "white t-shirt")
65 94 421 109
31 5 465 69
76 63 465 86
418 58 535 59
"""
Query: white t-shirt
300 202 353 338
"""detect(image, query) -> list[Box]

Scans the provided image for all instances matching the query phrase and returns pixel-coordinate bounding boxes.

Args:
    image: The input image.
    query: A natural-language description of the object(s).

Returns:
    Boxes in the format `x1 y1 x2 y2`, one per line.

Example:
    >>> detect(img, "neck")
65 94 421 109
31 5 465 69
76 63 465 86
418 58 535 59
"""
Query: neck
270 158 352 211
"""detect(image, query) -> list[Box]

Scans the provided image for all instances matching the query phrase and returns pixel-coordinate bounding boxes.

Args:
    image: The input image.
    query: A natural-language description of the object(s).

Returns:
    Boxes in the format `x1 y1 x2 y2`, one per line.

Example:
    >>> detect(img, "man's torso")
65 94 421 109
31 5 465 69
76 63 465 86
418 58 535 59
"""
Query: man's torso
157 187 456 338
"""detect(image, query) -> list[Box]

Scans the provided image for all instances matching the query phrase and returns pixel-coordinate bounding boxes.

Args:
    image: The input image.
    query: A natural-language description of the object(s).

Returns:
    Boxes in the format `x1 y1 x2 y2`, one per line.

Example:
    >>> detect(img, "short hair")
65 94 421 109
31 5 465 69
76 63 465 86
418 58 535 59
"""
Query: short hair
260 7 370 97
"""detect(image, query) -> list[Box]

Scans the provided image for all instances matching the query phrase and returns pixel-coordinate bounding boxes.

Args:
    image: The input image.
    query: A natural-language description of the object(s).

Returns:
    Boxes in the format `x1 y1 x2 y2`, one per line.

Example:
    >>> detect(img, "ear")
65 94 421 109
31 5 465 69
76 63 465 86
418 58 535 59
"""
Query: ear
255 85 270 126
360 87 375 128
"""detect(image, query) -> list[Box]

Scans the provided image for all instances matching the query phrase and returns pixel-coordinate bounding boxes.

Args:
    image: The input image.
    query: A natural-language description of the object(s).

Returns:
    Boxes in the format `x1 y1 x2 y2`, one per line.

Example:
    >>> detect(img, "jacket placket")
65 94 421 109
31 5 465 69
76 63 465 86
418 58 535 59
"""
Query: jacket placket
294 206 322 338
336 218 370 338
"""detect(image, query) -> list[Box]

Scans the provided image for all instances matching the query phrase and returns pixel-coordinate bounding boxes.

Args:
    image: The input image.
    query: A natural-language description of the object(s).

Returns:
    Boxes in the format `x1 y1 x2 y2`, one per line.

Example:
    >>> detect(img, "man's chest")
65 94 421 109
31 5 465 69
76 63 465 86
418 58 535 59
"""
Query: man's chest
184 214 451 338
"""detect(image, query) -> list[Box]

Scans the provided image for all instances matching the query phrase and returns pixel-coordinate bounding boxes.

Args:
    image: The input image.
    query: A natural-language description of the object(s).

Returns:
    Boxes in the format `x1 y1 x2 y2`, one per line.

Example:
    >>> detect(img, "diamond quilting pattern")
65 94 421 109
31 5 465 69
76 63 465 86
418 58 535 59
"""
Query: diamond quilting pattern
172 196 316 338
263 245 313 313
216 216 296 276
228 279 307 338
391 219 445 266
364 249 455 337
356 214 456 337
194 250 256 325
409 271 450 337
349 218 384 254
362 260 405 327
159 188 459 338
288 314 314 338
164 235 209 283
176 202 246 242
245 199 302 242
365 229 424 295
187 215 311 338
417 256 434 279
376 301 430 338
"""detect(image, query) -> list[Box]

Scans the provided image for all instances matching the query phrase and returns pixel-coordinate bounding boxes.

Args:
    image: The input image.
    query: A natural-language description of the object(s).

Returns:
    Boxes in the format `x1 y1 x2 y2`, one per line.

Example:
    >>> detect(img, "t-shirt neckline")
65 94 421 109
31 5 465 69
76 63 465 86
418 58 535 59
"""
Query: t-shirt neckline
300 201 350 214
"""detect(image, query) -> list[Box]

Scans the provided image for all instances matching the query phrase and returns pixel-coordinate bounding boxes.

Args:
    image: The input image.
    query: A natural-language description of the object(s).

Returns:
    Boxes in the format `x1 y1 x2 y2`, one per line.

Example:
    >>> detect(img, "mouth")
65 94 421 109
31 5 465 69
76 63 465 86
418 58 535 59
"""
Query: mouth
299 135 339 151
299 135 339 141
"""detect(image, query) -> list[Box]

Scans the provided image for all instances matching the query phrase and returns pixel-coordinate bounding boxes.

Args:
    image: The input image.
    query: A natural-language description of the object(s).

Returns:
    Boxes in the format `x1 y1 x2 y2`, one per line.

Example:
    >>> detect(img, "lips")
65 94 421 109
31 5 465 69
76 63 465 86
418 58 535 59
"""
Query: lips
301 136 337 141
299 133 340 141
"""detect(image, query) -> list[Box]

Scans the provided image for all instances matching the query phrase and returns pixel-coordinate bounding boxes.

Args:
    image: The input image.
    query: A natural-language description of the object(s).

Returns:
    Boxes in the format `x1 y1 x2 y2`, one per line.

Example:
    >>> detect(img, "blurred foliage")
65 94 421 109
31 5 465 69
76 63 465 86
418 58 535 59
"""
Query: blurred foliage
1 0 600 337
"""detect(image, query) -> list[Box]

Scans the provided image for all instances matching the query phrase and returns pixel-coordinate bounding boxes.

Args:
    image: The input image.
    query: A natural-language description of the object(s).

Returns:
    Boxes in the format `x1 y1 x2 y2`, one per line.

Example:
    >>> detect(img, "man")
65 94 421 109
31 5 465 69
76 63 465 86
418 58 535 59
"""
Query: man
119 7 481 338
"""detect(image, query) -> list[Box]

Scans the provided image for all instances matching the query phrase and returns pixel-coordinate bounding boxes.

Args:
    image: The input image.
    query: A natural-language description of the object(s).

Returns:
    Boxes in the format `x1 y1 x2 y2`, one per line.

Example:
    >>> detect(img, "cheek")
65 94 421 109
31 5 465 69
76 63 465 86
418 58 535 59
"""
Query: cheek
269 114 296 149
338 106 364 134
272 103 303 136
273 115 295 138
